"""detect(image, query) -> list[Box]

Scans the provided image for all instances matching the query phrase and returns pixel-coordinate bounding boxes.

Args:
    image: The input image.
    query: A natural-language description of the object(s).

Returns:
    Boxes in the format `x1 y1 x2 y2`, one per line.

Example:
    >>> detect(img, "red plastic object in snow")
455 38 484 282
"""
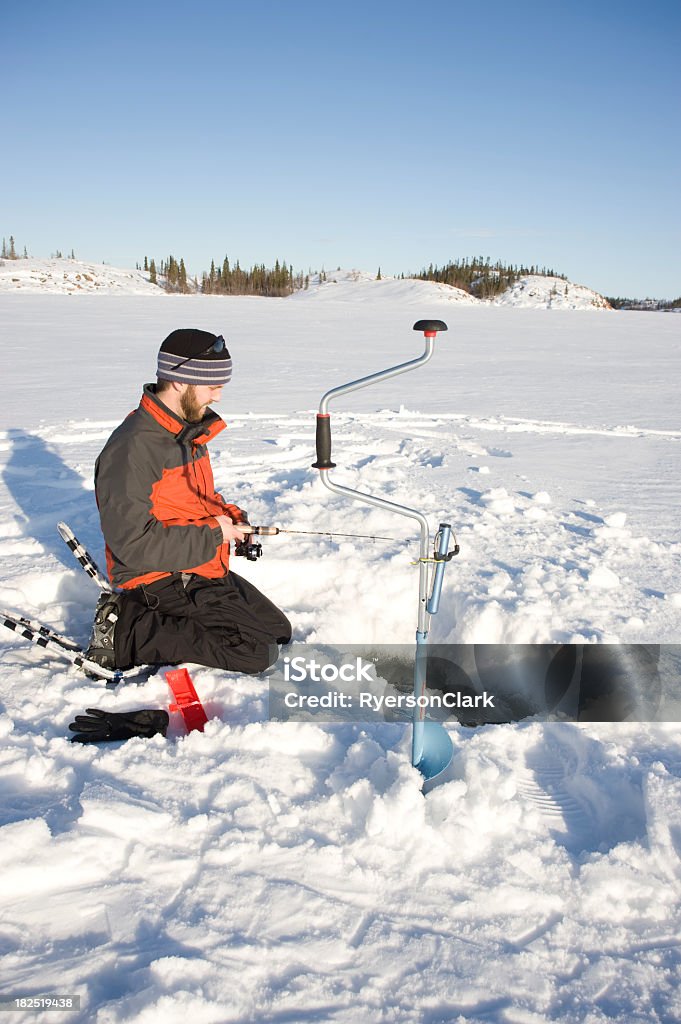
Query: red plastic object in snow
165 668 208 733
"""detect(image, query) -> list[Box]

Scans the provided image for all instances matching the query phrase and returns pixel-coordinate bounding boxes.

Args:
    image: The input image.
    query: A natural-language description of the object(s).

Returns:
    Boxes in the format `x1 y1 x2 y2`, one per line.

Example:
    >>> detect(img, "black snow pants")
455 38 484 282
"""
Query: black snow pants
113 571 291 674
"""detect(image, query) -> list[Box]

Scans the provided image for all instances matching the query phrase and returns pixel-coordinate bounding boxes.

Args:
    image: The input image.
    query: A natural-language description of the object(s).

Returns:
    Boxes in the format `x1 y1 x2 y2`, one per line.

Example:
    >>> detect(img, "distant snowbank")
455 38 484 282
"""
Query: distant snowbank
0 256 161 295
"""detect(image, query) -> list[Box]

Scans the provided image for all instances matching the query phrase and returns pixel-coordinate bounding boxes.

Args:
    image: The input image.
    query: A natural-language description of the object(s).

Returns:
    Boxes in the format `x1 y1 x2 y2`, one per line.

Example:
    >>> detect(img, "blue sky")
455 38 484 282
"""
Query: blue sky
3 0 679 297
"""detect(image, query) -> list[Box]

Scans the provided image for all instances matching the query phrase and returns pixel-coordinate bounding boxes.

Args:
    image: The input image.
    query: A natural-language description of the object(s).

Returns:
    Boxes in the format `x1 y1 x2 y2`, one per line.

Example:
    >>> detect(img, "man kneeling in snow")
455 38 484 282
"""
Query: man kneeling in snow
85 328 291 673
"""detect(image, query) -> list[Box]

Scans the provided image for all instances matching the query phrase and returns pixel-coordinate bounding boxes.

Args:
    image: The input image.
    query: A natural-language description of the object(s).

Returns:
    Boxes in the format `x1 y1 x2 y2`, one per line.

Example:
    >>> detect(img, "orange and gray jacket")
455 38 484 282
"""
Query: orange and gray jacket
95 385 245 589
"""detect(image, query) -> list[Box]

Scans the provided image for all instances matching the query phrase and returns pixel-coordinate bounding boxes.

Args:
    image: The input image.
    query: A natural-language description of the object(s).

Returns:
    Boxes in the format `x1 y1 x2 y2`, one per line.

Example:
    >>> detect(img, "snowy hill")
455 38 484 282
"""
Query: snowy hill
0 256 161 295
295 268 479 306
491 274 613 310
0 258 613 308
297 269 611 309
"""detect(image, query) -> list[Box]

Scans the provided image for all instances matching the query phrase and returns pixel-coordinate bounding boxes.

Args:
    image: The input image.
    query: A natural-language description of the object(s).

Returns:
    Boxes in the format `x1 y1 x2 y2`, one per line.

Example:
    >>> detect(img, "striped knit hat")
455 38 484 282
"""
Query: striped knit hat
157 329 232 386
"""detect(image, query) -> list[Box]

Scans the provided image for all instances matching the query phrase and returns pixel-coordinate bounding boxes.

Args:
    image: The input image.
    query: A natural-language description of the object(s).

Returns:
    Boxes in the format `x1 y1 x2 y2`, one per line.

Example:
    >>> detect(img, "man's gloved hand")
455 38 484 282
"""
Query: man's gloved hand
69 707 170 743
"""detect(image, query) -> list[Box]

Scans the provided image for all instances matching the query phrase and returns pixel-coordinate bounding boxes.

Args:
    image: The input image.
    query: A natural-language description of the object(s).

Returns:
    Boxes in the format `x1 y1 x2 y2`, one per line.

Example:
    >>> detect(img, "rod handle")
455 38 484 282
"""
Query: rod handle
312 414 336 469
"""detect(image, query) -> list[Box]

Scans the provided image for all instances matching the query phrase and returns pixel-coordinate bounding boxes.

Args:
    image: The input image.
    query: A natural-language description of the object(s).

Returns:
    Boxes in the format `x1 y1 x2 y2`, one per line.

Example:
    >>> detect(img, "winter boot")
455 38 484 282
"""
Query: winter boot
85 592 123 669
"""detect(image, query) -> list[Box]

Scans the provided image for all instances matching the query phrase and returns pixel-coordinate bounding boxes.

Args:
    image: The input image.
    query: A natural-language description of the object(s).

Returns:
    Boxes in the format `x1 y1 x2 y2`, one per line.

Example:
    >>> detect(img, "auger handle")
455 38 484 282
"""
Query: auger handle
311 320 447 472
312 413 336 469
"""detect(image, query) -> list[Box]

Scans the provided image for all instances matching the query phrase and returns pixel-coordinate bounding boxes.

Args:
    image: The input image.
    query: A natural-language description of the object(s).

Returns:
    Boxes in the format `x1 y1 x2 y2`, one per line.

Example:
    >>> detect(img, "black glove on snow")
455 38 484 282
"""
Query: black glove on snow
69 707 169 743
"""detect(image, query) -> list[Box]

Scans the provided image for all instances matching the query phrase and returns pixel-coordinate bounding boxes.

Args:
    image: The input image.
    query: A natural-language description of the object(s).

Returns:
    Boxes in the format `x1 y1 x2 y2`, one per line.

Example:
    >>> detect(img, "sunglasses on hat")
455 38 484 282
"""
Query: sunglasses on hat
167 335 228 374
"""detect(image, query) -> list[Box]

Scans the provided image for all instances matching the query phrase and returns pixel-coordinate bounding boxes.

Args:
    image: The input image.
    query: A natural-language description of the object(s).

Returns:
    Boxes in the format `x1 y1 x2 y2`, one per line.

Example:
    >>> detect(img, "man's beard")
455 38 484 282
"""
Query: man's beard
180 386 207 423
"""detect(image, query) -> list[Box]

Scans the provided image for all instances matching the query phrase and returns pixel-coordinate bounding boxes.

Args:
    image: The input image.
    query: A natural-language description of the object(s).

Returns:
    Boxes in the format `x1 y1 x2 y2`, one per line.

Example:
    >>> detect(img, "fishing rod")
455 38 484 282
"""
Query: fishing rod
249 525 392 540
233 524 394 560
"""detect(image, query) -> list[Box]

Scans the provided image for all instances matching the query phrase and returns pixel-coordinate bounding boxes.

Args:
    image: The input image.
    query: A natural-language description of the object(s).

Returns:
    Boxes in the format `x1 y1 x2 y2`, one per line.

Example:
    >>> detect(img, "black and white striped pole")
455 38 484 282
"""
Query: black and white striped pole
57 521 111 591
312 320 455 784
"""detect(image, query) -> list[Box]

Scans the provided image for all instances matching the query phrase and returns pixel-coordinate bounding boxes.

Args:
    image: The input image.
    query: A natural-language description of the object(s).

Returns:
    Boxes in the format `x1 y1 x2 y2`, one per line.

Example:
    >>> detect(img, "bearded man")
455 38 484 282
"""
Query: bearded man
86 328 291 673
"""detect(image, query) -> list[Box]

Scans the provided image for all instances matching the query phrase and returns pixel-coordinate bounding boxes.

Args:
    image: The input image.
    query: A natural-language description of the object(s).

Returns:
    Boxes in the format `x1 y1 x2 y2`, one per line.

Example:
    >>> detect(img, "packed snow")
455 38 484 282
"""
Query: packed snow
0 285 680 1023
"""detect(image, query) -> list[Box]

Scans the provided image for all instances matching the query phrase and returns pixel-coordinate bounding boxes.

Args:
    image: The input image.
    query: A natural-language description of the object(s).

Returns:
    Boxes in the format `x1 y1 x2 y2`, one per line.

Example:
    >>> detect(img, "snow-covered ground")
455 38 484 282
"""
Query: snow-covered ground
0 287 680 1023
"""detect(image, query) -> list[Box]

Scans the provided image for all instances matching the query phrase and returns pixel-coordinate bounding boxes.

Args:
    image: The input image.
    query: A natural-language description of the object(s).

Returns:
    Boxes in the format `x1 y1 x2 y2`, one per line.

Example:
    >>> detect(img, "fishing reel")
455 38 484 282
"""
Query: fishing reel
234 537 263 561
232 515 263 560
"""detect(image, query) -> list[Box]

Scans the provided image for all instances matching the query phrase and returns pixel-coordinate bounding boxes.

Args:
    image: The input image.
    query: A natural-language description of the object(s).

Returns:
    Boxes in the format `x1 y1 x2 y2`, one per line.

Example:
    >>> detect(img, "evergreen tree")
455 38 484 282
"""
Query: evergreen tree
162 255 184 292
149 259 157 284
194 253 305 297
1 239 6 258
144 256 149 272
376 267 382 280
9 236 16 259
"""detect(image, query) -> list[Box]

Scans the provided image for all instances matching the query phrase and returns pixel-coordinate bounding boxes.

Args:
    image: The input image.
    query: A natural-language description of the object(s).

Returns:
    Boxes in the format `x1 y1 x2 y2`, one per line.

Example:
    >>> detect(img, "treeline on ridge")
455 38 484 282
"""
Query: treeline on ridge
143 255 308 296
411 256 567 298
605 295 681 312
4 231 677 307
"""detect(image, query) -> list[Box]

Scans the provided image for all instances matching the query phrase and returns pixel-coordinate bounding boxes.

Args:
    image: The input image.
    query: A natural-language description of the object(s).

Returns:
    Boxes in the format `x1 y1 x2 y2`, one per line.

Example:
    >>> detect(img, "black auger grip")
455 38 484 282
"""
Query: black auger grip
312 414 336 469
